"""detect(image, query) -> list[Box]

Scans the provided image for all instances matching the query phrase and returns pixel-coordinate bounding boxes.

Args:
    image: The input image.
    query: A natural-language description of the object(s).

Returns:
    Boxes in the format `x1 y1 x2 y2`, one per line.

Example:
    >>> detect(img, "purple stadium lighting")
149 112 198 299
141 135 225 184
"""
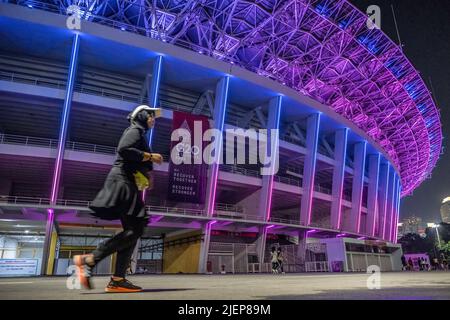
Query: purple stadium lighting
336 233 347 238
50 33 79 204
18 0 442 197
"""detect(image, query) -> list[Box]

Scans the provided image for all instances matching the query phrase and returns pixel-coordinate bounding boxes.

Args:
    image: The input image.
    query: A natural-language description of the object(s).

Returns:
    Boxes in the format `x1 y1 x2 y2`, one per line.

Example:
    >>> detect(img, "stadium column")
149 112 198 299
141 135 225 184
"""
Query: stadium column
384 170 396 240
378 163 390 238
366 154 380 237
387 174 399 241
330 128 348 230
199 76 229 273
296 229 308 270
300 113 320 226
143 56 163 201
42 33 80 275
349 142 367 234
256 96 282 269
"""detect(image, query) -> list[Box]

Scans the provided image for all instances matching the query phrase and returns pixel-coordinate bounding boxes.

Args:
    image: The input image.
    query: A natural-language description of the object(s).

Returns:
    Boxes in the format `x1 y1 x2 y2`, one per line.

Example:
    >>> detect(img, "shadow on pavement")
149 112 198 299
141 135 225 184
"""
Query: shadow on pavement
261 287 450 300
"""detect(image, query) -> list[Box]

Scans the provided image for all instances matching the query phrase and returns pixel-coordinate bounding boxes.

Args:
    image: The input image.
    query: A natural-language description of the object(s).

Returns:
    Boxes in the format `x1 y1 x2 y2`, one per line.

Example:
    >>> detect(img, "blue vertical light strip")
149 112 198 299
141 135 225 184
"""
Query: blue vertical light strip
367 153 380 237
50 33 80 204
393 182 402 243
350 141 367 233
384 168 395 240
206 76 229 216
262 95 282 221
148 55 163 146
43 33 80 275
389 175 400 242
381 164 391 238
331 128 348 230
300 113 320 226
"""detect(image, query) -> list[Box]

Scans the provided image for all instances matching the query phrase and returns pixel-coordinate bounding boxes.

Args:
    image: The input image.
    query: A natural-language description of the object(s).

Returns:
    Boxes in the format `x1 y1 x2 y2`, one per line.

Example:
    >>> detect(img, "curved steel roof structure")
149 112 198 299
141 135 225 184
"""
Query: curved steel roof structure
12 0 442 196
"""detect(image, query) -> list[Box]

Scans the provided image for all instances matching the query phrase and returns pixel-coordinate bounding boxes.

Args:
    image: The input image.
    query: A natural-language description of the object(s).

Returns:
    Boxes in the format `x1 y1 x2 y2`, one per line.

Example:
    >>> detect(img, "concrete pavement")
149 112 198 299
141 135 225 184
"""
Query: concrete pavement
0 272 449 300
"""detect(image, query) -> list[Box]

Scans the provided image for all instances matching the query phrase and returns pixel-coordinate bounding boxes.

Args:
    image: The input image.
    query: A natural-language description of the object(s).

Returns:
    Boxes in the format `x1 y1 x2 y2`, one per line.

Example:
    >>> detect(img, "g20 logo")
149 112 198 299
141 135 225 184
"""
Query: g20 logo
175 142 200 156
366 265 381 290
66 5 82 30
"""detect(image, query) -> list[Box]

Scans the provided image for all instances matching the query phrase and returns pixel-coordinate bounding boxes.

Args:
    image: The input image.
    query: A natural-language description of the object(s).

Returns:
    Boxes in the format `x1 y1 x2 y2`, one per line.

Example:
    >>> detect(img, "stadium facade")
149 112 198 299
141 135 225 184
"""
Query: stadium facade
0 1 442 276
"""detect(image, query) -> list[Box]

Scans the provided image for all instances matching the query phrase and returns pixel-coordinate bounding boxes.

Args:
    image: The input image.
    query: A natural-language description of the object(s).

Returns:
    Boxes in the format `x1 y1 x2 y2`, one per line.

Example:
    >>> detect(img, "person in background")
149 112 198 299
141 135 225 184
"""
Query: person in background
408 258 414 271
401 255 407 271
73 105 163 293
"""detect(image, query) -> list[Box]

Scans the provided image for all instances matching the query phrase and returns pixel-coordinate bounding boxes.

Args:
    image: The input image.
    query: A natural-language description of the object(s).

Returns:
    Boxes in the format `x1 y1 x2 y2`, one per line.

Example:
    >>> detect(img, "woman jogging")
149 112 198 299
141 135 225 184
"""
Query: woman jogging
73 105 163 293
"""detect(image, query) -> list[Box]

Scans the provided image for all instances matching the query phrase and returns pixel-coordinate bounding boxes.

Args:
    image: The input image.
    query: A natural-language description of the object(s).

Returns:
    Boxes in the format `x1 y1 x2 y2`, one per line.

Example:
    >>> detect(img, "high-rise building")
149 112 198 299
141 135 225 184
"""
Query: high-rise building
441 197 450 223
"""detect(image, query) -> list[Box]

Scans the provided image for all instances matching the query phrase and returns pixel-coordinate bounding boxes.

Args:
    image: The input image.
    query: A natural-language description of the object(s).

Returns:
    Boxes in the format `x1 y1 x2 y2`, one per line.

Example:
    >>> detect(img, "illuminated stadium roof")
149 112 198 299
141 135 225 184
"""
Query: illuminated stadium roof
11 0 442 195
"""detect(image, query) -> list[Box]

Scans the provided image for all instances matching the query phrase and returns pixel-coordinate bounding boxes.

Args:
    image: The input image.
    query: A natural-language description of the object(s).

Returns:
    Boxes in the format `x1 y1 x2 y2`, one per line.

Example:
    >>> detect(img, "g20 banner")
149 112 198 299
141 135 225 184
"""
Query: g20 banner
168 111 209 203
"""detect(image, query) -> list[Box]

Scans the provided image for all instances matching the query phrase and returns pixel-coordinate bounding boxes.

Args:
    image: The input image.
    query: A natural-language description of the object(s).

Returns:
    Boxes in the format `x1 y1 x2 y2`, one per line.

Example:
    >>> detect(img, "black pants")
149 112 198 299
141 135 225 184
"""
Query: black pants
92 214 147 278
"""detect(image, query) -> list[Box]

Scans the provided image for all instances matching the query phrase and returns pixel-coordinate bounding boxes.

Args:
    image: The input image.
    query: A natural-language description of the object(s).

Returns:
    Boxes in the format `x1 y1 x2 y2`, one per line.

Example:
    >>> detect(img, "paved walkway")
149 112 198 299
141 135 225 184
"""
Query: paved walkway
0 272 449 300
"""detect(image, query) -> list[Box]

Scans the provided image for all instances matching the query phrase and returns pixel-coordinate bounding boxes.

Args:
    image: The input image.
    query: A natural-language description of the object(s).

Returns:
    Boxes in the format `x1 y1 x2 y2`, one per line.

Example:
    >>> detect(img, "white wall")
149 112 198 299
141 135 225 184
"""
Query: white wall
320 238 347 271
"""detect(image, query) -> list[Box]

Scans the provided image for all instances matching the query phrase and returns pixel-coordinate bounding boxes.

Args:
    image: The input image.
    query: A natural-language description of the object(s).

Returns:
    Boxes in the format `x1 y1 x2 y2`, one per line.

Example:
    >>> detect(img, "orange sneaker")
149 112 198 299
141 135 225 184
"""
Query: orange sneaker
73 255 94 290
105 278 143 293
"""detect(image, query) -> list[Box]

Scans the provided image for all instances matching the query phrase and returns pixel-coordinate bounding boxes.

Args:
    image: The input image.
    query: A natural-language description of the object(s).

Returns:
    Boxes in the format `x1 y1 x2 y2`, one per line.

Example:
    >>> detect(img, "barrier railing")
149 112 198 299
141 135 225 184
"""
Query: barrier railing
146 205 205 216
0 133 117 155
220 164 260 178
269 216 301 225
0 71 66 90
274 175 302 187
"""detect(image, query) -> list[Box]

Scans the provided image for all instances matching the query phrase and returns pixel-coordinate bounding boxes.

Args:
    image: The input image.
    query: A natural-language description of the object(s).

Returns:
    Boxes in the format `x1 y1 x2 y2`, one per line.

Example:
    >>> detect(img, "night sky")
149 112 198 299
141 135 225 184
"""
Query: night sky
350 0 450 222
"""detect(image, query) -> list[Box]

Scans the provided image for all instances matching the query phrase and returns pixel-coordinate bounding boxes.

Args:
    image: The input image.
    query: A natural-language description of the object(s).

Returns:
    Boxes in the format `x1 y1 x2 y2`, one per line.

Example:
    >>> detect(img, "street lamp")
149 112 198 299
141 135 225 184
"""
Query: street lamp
431 223 441 247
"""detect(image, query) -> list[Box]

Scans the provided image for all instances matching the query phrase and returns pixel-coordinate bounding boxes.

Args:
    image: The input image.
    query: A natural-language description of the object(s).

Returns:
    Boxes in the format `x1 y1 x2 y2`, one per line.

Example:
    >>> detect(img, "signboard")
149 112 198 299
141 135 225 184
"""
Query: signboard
168 111 209 203
0 259 39 276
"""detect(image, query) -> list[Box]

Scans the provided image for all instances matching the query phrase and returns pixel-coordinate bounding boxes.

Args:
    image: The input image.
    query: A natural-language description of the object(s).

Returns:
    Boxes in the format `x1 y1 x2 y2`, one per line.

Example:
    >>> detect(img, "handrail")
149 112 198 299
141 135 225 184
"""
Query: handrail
0 70 146 103
220 164 261 178
274 175 302 187
73 83 143 103
269 216 301 225
0 70 67 90
215 202 244 213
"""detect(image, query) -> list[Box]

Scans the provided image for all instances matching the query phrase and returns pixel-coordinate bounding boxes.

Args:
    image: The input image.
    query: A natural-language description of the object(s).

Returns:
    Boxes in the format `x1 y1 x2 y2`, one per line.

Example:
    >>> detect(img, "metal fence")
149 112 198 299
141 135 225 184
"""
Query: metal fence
0 133 117 155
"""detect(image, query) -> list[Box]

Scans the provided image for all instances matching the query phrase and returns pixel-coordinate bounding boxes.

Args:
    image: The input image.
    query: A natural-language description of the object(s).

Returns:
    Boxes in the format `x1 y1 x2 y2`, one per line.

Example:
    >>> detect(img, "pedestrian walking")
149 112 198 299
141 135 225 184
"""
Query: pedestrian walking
73 105 163 292
271 247 279 273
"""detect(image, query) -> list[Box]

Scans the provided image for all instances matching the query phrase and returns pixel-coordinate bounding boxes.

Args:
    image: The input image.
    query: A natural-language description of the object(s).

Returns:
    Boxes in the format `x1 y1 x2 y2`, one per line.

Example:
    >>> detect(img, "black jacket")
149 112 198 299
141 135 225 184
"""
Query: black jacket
111 123 153 181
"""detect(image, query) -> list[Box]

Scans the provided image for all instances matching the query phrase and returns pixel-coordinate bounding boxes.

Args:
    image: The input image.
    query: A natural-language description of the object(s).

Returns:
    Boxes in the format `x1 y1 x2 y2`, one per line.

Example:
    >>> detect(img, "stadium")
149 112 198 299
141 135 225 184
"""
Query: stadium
0 0 442 277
